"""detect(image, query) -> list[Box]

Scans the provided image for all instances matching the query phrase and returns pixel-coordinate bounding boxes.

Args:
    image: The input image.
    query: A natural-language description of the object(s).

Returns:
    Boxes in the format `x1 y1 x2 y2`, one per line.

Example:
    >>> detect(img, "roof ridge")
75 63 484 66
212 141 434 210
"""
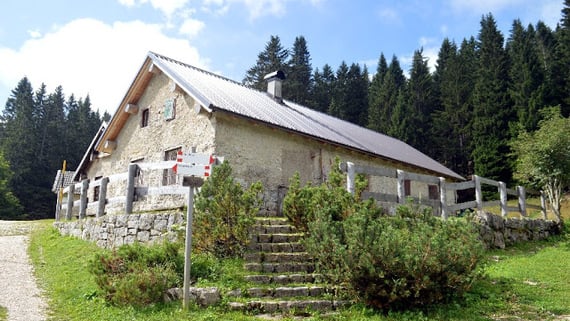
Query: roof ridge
148 51 250 89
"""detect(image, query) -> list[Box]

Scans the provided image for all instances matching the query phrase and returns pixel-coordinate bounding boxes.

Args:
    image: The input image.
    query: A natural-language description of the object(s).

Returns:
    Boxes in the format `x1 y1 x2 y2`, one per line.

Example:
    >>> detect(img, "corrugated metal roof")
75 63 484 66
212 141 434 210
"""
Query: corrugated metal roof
52 170 76 193
148 52 463 180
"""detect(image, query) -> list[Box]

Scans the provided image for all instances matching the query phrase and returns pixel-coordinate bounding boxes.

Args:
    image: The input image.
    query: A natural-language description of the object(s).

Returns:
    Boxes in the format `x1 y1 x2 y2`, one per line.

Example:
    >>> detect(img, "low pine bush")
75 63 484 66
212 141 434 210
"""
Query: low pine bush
284 161 485 310
89 241 183 306
193 161 263 258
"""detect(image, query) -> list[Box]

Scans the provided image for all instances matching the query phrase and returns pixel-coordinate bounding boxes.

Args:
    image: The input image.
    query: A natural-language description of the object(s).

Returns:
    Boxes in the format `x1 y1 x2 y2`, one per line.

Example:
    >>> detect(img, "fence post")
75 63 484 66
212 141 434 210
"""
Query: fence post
473 175 483 211
55 195 61 221
79 179 89 219
439 177 447 219
97 177 109 218
540 191 547 219
499 182 508 217
397 170 406 204
126 163 137 214
517 186 527 217
346 162 355 195
66 184 75 220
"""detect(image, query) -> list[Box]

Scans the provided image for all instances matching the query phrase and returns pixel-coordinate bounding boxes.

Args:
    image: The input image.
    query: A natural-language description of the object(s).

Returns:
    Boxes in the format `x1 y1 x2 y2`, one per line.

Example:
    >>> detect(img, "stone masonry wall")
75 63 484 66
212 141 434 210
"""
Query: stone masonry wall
474 211 562 249
53 210 184 249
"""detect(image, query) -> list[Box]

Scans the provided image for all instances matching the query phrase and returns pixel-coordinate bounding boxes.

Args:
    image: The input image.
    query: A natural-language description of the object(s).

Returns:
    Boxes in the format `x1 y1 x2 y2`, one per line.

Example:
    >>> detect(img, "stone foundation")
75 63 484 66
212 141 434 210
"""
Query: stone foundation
53 210 184 249
474 211 562 249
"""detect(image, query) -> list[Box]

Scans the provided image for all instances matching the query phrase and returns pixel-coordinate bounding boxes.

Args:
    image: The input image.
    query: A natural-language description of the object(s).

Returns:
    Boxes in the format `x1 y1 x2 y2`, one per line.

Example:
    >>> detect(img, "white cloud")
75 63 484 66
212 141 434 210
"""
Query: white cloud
118 0 189 18
448 0 524 14
0 18 208 115
377 7 400 24
202 0 322 20
27 29 42 38
179 18 205 38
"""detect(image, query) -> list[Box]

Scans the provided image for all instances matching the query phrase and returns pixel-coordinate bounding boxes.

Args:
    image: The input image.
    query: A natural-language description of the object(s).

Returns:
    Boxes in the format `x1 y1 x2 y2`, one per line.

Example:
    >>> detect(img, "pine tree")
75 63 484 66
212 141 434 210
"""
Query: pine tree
471 14 514 183
286 36 312 106
555 0 570 116
368 53 389 131
507 20 545 132
243 35 289 91
404 49 436 152
0 77 38 217
372 55 406 134
535 21 558 108
310 65 335 112
431 38 477 176
328 61 349 118
0 151 22 219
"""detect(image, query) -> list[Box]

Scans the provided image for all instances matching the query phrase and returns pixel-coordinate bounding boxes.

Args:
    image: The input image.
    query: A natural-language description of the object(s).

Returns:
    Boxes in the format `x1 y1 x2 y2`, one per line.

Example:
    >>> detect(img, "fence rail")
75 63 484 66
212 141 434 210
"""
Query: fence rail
56 162 189 220
340 161 547 220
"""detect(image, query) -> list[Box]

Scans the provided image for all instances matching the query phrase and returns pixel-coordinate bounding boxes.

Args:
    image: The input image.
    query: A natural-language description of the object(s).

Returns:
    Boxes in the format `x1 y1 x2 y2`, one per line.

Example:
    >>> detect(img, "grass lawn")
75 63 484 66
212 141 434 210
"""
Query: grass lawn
0 306 7 321
28 210 570 320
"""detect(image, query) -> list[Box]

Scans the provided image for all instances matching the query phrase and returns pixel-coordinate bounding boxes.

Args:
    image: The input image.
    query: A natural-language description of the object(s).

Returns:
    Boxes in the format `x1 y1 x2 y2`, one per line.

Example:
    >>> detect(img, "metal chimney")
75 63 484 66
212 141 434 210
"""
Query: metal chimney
264 70 286 102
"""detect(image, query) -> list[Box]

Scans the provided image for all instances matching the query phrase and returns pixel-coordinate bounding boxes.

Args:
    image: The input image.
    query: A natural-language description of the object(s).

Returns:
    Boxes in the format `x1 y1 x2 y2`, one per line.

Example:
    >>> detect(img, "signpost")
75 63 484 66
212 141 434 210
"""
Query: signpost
178 149 216 310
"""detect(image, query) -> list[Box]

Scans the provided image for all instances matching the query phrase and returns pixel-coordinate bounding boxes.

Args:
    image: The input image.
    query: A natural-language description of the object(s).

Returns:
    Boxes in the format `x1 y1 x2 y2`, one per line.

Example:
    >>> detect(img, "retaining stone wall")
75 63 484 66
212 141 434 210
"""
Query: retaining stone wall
474 211 562 249
53 210 184 249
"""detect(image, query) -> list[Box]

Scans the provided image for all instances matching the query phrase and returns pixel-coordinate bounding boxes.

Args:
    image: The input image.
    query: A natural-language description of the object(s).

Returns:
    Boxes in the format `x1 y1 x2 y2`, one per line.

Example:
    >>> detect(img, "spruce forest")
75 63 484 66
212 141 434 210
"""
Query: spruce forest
0 81 109 219
1 3 570 219
244 8 570 186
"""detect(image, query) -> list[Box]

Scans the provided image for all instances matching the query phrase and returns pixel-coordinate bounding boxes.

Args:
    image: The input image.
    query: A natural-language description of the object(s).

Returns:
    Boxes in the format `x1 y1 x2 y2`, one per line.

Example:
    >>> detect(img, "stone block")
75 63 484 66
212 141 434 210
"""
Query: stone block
153 219 167 231
139 213 153 230
115 214 128 227
137 231 150 242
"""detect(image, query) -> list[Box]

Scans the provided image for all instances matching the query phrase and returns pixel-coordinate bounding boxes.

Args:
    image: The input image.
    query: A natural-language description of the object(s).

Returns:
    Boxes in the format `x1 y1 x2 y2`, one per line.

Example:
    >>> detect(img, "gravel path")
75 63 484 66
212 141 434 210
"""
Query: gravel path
0 221 48 321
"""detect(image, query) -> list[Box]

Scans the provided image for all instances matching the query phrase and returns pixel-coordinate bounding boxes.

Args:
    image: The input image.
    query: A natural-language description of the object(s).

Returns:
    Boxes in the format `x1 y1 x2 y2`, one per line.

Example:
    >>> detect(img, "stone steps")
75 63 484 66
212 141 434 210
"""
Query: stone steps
228 214 347 314
244 252 312 263
228 299 349 313
244 273 324 285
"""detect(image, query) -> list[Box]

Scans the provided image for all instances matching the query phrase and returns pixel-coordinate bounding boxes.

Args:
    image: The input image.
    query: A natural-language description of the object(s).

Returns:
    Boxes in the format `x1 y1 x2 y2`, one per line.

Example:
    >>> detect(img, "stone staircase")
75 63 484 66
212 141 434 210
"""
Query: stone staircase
227 214 347 313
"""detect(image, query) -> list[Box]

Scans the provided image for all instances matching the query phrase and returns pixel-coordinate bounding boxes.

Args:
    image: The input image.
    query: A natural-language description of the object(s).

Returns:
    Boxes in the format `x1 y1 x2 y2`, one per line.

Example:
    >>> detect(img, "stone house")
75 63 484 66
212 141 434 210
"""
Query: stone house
73 52 463 215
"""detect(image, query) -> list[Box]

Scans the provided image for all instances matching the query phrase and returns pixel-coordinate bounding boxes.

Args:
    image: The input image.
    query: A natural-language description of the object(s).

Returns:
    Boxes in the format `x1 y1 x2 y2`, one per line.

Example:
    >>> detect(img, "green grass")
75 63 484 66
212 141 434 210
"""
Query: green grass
29 220 570 321
0 306 7 321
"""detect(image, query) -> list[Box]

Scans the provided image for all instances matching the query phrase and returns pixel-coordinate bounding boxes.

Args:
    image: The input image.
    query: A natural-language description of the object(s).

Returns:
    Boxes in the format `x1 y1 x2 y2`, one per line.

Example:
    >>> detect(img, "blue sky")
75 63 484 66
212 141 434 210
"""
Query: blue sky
0 0 564 115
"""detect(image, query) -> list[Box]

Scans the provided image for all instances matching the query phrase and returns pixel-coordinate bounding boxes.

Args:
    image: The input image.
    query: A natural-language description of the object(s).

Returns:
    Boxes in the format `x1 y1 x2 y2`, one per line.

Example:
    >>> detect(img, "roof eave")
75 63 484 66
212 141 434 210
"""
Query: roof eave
211 107 464 181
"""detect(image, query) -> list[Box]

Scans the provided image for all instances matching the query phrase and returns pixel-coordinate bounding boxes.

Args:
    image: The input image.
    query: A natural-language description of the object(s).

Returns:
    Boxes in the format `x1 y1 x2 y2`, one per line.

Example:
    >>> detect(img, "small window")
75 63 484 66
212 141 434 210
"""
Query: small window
93 176 103 201
428 184 439 200
404 179 411 196
163 147 181 186
141 108 150 127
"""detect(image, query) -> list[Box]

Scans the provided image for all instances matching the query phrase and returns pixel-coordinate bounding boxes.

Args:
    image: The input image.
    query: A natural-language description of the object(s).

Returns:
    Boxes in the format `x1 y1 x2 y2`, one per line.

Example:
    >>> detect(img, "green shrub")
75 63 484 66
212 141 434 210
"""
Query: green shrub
282 158 370 232
284 160 485 310
89 241 183 306
306 203 485 310
193 161 263 258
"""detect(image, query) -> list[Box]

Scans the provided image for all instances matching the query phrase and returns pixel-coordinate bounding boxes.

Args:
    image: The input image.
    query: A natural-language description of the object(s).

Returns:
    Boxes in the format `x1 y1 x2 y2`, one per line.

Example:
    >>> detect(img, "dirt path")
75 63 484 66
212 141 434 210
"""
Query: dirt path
0 221 48 321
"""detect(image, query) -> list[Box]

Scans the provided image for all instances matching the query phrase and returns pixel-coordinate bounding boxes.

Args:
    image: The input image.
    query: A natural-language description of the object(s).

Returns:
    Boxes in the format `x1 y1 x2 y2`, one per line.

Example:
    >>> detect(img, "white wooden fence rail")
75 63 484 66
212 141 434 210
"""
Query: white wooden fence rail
57 162 186 220
340 161 547 220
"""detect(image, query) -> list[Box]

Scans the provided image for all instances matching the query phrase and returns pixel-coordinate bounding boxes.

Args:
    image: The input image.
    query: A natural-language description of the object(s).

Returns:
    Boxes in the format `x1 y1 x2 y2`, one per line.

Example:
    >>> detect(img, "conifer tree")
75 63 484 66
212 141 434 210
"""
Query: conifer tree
471 14 514 183
310 64 335 112
431 38 476 176
243 35 289 91
555 0 570 116
0 77 39 217
368 53 389 131
404 49 436 152
286 36 313 106
507 20 545 132
372 55 406 133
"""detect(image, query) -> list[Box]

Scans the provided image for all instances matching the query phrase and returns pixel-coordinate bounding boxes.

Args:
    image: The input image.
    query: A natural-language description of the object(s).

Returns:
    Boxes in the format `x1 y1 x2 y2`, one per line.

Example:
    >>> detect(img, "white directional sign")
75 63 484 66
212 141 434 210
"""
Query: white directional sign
173 163 212 177
176 151 214 165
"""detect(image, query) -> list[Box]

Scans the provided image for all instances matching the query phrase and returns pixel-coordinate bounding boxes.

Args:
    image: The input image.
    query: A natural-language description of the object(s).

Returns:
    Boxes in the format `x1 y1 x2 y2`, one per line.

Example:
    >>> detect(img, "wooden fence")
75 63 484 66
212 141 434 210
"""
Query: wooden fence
55 162 189 221
340 162 547 219
55 161 548 221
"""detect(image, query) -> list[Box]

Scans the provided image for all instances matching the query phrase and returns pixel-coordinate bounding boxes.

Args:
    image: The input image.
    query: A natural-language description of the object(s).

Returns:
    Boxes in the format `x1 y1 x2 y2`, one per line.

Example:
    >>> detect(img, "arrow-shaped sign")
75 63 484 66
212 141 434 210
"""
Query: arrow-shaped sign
173 163 211 177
